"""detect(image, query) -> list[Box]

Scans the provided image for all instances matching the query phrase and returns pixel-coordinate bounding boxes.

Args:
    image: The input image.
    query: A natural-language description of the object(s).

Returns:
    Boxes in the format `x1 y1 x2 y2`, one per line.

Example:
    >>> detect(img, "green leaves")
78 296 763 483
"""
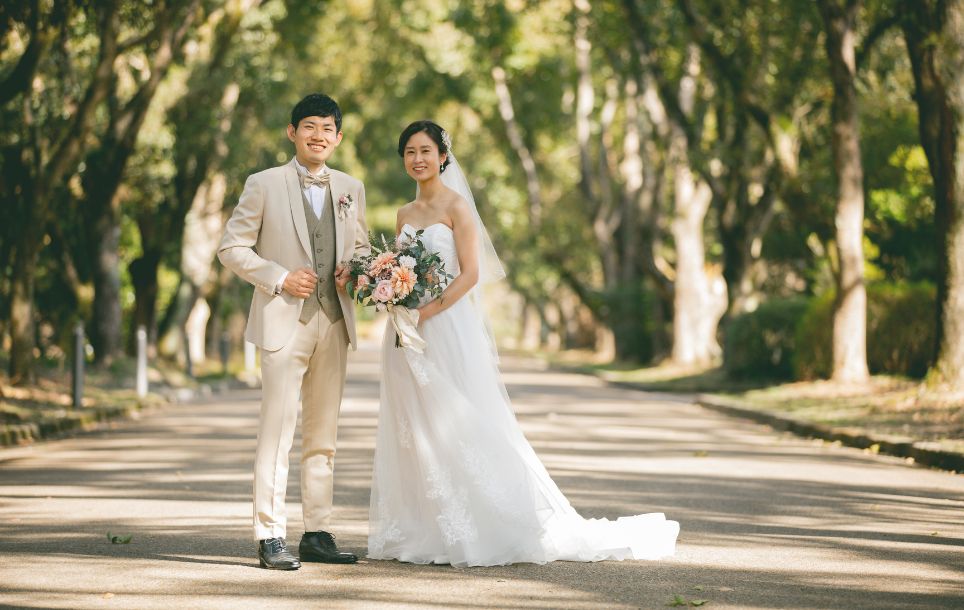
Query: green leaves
106 532 132 544
667 594 709 607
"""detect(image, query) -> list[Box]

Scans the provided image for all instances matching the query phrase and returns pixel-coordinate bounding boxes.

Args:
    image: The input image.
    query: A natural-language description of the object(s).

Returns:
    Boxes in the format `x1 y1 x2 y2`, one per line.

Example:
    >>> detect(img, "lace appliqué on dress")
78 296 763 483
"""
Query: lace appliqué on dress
459 441 512 516
396 412 413 449
404 349 431 386
426 464 478 545
369 498 404 556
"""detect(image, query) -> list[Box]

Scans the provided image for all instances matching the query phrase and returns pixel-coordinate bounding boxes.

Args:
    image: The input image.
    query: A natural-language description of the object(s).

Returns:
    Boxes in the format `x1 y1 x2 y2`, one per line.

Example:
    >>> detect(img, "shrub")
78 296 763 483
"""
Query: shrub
793 282 936 379
793 292 834 380
723 298 811 380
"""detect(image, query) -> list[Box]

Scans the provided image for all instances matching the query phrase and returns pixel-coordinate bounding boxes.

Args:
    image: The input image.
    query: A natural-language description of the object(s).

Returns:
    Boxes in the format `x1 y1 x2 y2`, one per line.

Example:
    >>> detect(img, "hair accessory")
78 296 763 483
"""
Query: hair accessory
441 129 453 153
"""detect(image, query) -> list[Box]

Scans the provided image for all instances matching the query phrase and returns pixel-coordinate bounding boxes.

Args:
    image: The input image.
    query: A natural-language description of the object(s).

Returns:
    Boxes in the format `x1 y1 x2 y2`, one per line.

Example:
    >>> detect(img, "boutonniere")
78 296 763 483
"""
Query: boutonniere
337 192 354 220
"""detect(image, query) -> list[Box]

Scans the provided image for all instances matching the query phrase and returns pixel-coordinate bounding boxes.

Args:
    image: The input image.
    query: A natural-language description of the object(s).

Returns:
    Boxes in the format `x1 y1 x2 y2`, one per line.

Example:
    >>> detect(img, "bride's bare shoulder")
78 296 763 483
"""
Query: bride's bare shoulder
440 186 468 210
396 202 417 231
443 189 473 223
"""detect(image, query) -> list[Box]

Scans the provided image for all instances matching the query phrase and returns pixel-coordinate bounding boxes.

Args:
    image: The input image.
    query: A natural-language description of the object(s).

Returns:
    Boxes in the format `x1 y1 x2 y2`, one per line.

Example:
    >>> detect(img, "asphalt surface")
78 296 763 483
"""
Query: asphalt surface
1 342 962 609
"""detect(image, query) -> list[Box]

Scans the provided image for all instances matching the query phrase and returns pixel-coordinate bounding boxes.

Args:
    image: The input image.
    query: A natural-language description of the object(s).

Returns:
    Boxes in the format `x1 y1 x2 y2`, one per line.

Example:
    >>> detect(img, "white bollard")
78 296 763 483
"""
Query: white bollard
244 340 256 372
136 325 148 397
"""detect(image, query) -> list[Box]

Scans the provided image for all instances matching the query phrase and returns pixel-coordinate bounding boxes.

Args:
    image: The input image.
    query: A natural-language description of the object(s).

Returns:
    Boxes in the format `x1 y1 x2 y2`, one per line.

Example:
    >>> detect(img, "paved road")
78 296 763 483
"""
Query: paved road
1 343 962 609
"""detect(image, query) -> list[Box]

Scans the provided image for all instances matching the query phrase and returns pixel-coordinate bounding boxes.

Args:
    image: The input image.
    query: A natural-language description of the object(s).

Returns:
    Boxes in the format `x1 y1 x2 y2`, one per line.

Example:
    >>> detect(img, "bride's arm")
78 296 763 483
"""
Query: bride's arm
416 201 479 323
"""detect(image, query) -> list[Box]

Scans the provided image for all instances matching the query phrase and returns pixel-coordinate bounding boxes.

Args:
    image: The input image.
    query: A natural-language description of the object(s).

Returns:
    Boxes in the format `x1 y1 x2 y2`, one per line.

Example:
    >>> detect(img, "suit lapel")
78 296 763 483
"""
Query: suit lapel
328 170 346 259
285 159 312 261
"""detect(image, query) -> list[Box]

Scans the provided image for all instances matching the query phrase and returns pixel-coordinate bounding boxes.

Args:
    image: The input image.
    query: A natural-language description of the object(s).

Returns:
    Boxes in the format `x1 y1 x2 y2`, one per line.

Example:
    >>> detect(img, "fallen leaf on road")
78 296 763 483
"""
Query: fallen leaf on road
667 595 688 607
693 450 709 457
107 532 132 544
718 587 734 592
691 600 708 606
103 593 114 599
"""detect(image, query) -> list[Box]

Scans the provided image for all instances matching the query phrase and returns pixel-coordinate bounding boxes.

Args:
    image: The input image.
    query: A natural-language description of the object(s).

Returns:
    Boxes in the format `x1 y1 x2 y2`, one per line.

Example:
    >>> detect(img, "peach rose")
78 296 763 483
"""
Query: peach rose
356 274 371 288
391 265 417 298
372 279 395 303
368 252 398 276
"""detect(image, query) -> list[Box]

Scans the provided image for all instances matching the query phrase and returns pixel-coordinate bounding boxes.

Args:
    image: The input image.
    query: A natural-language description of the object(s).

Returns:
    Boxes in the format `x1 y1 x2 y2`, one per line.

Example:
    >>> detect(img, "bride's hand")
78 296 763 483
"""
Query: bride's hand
415 305 434 326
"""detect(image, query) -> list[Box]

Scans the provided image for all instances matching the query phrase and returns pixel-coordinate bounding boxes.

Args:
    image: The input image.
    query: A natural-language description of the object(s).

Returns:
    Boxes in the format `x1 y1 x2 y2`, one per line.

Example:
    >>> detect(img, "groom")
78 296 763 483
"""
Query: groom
218 93 369 570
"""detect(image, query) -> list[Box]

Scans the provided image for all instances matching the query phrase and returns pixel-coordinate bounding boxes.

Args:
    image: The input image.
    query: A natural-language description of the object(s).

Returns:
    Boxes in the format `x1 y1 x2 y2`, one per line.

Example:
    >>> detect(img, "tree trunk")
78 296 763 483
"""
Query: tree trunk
160 171 233 359
5 1 121 382
820 0 870 383
9 236 40 384
671 158 720 365
937 3 964 388
623 1 733 361
88 190 123 366
492 65 543 229
128 249 162 354
669 47 724 365
82 0 201 364
717 196 753 314
901 0 964 390
574 0 595 205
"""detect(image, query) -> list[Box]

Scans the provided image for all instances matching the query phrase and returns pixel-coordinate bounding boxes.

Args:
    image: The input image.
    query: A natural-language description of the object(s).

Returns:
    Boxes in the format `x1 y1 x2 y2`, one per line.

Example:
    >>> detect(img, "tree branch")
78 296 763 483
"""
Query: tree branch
46 0 121 189
855 11 900 71
0 0 53 106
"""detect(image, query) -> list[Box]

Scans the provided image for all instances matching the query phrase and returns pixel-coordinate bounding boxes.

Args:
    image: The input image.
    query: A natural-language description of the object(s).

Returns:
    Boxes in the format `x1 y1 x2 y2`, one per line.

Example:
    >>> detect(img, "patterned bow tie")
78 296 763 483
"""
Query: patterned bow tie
300 171 330 190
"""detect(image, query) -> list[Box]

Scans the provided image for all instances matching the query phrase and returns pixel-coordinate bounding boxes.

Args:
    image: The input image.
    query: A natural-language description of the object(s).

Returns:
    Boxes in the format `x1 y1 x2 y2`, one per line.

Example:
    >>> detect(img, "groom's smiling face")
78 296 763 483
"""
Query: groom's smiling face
287 115 342 171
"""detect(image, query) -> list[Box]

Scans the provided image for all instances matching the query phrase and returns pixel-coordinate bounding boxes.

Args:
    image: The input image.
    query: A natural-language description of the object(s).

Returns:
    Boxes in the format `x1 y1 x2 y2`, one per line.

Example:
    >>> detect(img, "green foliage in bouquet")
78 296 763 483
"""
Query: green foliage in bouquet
346 230 454 310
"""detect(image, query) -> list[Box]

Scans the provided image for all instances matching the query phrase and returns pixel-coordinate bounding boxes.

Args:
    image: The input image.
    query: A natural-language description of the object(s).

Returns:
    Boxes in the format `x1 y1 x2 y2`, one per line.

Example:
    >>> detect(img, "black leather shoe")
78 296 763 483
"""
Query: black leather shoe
299 530 358 564
258 537 301 570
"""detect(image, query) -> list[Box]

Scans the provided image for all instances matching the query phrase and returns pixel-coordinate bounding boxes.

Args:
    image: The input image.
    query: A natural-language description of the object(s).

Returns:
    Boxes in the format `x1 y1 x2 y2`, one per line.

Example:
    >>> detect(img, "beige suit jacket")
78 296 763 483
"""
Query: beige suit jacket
218 158 370 351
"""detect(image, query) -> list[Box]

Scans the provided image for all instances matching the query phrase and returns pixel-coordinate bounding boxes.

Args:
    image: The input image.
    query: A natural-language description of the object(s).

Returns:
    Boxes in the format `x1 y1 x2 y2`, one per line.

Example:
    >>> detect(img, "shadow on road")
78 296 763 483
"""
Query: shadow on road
1 350 962 608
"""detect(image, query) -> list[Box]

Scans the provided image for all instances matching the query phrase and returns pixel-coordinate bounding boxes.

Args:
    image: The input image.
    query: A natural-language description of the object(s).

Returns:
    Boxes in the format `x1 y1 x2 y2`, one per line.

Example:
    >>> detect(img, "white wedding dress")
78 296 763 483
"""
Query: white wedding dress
367 223 679 567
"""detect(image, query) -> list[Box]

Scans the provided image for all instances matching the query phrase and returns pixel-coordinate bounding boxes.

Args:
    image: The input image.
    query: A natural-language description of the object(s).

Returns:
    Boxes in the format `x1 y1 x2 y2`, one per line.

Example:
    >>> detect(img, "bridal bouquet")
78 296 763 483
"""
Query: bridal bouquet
346 230 452 351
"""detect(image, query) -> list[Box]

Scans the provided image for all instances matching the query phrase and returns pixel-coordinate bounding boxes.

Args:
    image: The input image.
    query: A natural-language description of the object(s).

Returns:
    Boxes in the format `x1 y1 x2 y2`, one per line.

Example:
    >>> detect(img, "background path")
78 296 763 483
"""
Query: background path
1 344 962 609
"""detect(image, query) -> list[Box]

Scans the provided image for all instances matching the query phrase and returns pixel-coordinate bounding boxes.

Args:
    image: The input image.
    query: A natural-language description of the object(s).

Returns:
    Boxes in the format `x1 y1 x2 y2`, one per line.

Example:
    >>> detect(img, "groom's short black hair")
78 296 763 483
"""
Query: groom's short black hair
291 93 342 131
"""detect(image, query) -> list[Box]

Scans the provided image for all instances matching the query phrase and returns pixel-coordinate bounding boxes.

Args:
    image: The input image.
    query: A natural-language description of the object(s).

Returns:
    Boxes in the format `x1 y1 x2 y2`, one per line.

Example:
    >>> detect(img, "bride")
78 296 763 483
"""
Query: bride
367 120 679 567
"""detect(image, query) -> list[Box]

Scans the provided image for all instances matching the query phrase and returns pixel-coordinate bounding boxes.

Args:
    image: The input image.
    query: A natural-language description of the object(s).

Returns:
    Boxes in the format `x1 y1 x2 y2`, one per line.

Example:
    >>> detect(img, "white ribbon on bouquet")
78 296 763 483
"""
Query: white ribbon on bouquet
388 306 426 353
388 305 431 386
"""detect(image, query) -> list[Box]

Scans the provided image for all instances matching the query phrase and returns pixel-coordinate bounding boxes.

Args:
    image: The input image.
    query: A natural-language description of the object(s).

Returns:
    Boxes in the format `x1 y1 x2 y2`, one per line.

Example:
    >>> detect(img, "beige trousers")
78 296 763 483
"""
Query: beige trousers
253 310 348 540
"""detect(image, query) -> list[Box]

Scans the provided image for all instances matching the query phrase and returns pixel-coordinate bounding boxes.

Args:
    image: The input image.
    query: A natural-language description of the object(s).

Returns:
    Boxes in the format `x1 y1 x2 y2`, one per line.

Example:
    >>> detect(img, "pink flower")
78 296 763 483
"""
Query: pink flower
356 274 371 288
337 193 354 219
391 265 417 298
372 279 395 303
369 252 397 276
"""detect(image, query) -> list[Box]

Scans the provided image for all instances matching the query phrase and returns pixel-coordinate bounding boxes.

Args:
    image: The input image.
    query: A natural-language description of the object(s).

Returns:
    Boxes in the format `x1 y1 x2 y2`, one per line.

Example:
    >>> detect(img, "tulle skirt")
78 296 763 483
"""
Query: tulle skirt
367 298 679 567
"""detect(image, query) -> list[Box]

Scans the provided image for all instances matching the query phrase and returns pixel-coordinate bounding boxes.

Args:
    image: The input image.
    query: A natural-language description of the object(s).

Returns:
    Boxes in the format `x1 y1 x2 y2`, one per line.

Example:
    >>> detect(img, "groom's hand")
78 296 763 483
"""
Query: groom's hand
284 268 318 298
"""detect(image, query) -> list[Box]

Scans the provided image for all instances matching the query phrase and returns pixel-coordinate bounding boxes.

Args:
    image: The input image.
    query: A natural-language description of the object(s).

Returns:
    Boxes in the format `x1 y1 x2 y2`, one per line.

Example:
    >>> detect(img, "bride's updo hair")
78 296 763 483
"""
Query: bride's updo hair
397 120 452 173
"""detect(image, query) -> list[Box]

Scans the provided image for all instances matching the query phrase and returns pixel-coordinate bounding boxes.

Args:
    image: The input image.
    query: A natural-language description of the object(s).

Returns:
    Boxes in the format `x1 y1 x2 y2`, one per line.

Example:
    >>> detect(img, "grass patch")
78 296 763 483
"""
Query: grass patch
0 355 176 445
534 350 770 393
537 350 964 454
730 378 964 453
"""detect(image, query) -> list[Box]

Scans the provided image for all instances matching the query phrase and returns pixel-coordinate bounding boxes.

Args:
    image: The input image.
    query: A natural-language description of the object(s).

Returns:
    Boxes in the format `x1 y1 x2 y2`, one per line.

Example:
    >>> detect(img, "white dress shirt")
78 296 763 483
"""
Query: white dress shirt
295 158 329 219
274 160 329 295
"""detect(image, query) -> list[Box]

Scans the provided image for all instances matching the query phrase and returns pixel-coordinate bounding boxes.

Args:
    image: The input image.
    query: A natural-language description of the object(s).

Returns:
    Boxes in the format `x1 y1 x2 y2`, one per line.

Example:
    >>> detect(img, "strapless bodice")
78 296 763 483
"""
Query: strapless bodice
399 223 459 277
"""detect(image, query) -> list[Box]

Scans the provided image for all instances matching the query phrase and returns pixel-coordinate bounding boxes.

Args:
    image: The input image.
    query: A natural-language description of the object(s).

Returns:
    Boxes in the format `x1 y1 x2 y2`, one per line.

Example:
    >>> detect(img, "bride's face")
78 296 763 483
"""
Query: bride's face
403 131 447 182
